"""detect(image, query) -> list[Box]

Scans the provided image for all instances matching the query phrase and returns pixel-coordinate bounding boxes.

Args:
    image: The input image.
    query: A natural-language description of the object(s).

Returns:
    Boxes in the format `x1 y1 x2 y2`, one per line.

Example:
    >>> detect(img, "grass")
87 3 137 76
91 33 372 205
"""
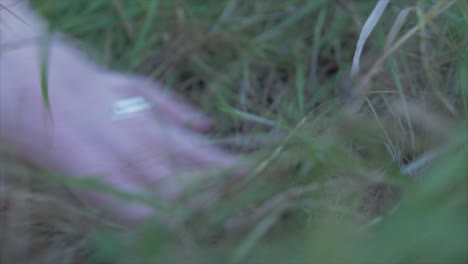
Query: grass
1 0 467 263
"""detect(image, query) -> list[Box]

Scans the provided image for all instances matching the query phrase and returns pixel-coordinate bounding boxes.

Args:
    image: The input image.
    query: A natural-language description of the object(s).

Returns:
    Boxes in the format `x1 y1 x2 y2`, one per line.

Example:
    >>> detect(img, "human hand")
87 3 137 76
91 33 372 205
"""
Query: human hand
0 4 236 225
1 50 236 224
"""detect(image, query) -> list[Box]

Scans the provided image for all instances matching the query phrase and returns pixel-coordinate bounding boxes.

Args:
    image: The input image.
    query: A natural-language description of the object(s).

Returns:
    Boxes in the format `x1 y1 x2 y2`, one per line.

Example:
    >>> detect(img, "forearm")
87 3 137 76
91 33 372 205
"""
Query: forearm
0 1 46 46
1 2 44 146
0 2 101 149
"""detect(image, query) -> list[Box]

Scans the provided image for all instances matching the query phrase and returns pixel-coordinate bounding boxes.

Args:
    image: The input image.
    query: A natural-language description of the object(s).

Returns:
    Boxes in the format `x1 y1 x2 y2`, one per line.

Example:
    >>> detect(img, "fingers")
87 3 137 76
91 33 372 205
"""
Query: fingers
168 126 238 168
142 85 213 131
105 73 213 131
38 70 239 225
82 178 155 226
96 117 175 187
34 124 156 225
98 111 237 201
105 197 154 226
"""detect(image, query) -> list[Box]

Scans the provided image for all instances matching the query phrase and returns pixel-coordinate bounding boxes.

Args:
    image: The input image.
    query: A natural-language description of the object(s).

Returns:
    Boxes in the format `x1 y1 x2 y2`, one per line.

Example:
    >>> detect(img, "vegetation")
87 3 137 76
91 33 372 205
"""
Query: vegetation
1 0 467 263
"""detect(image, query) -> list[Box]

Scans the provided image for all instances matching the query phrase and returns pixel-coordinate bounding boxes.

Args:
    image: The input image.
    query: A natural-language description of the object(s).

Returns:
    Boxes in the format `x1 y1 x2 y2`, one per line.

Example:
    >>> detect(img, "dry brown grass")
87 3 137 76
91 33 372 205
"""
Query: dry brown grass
1 0 467 263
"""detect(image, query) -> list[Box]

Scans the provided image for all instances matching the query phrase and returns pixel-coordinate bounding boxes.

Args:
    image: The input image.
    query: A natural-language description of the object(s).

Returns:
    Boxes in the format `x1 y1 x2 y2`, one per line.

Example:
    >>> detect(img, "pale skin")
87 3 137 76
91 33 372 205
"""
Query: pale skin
0 2 236 225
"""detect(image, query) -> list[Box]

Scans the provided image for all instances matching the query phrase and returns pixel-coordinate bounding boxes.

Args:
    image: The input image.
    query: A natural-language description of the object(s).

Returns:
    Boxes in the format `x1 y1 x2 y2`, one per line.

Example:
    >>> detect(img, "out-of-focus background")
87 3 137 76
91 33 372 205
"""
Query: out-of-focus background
1 0 467 263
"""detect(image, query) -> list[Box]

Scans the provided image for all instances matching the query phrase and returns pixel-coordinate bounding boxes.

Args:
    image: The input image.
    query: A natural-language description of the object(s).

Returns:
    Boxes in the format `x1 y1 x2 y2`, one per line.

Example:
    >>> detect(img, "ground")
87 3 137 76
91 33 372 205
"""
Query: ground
1 0 467 263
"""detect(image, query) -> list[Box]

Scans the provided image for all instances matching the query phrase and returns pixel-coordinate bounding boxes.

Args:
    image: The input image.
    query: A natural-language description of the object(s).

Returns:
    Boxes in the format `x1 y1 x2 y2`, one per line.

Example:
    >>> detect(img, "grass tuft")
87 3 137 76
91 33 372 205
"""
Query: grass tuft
1 0 467 263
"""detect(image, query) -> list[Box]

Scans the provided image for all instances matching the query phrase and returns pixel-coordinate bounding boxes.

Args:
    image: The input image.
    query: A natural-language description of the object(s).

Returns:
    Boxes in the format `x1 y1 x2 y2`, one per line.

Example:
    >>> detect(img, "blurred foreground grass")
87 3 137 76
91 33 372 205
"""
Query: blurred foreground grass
1 0 467 263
